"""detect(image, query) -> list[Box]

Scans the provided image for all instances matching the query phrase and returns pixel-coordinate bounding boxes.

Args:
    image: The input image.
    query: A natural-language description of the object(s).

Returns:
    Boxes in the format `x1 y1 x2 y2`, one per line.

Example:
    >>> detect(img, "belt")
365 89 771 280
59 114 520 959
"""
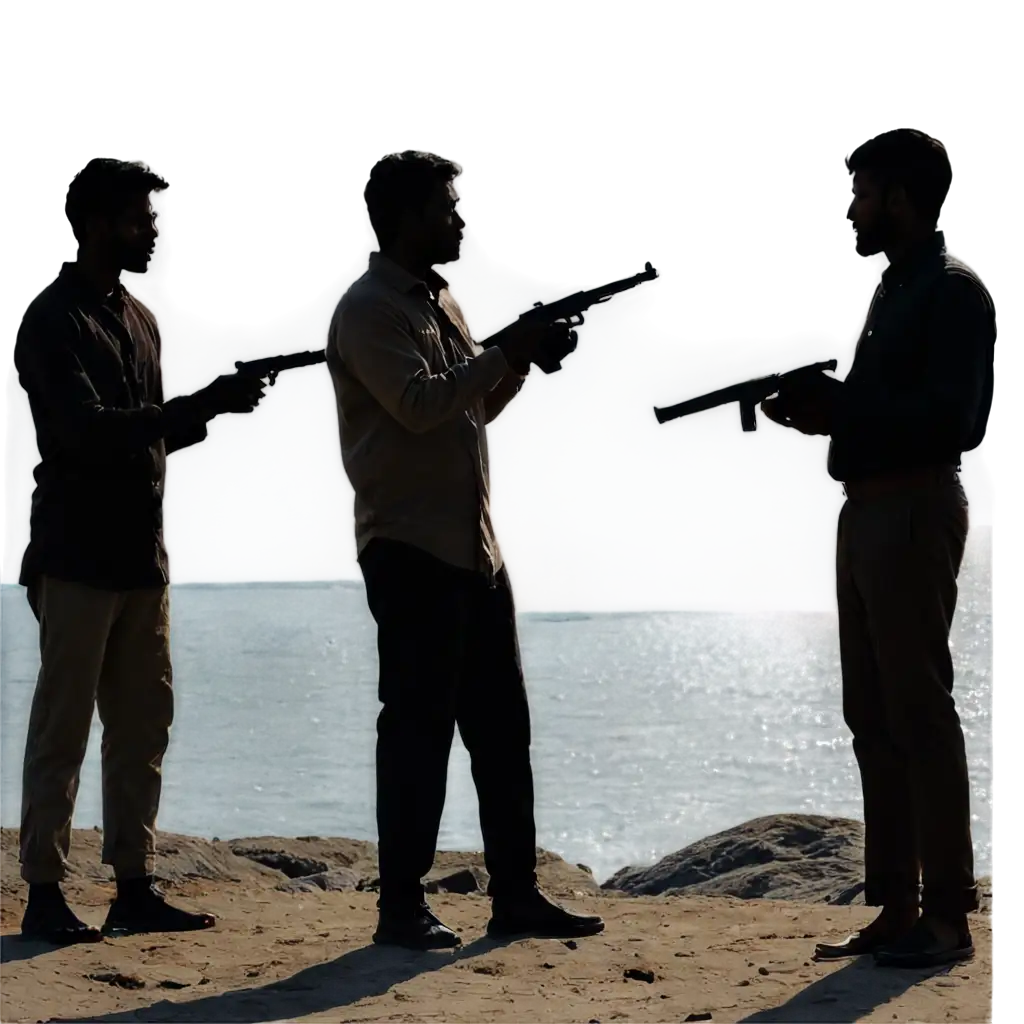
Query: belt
842 464 960 500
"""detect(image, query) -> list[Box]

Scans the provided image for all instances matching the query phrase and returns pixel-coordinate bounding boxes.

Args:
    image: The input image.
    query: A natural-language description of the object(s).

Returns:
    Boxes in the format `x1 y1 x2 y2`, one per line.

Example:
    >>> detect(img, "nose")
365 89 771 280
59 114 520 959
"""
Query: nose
846 199 855 221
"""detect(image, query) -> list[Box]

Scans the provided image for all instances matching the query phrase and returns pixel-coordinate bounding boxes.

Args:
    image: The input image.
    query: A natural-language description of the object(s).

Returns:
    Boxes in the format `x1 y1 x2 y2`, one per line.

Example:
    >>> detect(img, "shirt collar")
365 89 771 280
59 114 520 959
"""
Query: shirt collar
58 262 127 307
881 231 946 288
368 252 449 298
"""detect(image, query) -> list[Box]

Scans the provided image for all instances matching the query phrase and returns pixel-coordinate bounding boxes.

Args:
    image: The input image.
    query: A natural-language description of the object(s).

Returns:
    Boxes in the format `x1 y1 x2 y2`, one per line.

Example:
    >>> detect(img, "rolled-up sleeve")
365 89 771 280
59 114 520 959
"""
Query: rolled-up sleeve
830 274 994 453
15 308 203 454
333 297 508 434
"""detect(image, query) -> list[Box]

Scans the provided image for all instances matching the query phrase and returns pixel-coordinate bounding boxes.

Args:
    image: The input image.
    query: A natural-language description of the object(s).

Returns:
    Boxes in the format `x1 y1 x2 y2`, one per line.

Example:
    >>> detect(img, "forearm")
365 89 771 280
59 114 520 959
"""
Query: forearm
164 396 210 453
484 367 528 424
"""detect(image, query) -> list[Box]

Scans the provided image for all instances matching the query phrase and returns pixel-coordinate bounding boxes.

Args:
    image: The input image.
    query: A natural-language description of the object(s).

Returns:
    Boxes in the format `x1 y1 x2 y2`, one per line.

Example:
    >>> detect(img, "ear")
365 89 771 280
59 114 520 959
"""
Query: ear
885 183 910 216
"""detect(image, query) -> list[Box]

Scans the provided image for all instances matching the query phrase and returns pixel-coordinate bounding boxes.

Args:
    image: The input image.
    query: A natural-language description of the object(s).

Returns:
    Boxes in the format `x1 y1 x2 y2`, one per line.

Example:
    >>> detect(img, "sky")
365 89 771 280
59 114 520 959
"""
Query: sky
0 234 991 610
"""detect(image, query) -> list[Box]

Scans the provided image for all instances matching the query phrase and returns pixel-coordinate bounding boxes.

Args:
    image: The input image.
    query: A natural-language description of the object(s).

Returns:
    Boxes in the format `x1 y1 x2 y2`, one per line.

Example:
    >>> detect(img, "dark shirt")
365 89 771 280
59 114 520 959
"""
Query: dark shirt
827 232 996 482
14 263 208 590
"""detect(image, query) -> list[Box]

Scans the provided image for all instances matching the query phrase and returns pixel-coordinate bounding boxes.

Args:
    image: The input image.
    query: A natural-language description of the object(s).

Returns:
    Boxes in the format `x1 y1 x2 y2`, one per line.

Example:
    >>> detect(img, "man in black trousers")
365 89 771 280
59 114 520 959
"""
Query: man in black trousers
763 129 994 968
326 150 604 949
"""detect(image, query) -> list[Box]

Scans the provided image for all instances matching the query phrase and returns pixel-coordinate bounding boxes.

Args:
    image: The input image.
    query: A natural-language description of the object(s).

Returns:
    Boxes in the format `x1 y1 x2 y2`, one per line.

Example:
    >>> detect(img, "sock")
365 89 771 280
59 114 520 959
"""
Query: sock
116 875 156 901
27 882 64 905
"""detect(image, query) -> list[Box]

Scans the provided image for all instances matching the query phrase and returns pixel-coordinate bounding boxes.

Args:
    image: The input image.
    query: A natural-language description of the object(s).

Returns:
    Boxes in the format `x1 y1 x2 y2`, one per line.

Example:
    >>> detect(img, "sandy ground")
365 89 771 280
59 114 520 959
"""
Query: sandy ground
0 873 990 1023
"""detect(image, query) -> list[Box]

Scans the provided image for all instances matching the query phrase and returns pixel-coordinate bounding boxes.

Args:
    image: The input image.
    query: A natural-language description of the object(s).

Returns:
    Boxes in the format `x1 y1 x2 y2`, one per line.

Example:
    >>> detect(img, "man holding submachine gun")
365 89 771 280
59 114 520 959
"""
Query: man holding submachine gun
655 129 995 971
326 149 657 950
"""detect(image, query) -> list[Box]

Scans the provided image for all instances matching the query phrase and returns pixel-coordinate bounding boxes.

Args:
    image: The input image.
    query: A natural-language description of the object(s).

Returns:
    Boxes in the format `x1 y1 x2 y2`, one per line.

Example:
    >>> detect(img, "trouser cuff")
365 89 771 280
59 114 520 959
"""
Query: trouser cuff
20 863 68 884
107 854 157 880
922 882 979 917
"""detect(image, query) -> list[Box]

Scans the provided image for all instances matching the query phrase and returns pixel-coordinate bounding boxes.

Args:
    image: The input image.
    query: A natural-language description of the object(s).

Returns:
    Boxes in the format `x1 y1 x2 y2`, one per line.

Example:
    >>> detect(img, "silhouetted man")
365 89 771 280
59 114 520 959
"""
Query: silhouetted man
762 129 994 968
14 159 267 944
326 151 604 949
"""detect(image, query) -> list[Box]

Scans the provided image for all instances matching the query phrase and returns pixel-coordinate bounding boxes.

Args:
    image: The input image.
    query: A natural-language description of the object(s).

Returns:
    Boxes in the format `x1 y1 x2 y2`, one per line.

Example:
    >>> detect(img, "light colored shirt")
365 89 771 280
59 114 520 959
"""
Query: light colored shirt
327 253 527 577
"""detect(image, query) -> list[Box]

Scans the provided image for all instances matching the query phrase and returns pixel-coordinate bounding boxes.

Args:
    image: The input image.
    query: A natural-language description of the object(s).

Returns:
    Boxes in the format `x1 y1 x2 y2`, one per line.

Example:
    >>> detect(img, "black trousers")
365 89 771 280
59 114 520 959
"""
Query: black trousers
837 480 978 917
358 538 538 911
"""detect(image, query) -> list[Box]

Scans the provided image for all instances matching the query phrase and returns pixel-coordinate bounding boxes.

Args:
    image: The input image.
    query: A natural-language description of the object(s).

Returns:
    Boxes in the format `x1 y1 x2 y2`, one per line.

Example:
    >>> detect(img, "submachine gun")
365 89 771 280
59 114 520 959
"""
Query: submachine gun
483 262 659 374
655 360 839 432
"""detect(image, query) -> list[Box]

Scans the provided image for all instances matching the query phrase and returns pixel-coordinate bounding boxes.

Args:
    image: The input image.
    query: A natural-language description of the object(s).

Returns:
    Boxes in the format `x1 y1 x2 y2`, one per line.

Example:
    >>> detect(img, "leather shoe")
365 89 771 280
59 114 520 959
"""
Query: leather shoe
21 899 102 946
813 908 918 961
487 887 604 939
874 916 974 968
373 902 461 950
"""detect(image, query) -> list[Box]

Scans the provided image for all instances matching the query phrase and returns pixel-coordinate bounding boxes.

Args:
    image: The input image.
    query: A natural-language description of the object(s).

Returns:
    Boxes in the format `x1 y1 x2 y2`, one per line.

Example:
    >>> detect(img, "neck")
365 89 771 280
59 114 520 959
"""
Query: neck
883 225 936 269
380 241 433 285
75 249 121 296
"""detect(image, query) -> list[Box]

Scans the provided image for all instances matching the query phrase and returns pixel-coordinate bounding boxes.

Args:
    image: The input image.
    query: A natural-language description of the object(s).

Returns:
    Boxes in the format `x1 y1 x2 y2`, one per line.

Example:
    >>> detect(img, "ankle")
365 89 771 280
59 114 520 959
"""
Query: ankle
116 874 156 900
879 904 919 924
28 881 65 905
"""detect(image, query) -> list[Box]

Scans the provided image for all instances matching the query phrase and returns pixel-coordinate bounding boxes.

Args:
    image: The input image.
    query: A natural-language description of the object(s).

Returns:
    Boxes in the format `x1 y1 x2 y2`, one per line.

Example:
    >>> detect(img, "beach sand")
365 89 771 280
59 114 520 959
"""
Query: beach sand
0 829 991 1023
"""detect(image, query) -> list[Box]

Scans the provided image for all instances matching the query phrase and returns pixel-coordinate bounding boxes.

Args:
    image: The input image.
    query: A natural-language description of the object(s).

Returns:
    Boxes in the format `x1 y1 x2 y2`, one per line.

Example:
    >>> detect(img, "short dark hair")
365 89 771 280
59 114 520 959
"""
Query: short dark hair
65 158 169 242
846 129 952 224
364 151 461 246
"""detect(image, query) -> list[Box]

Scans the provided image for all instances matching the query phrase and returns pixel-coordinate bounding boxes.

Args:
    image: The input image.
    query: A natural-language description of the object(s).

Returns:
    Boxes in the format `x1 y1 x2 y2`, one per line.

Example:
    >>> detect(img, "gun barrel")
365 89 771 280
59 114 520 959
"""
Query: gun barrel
653 378 775 424
653 358 839 426
235 350 327 374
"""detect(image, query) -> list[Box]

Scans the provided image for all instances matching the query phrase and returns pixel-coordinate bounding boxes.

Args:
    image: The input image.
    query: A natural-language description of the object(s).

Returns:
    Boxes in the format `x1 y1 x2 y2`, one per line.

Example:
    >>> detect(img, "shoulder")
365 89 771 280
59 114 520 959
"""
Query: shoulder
332 272 415 337
935 252 994 314
20 275 75 328
17 278 81 349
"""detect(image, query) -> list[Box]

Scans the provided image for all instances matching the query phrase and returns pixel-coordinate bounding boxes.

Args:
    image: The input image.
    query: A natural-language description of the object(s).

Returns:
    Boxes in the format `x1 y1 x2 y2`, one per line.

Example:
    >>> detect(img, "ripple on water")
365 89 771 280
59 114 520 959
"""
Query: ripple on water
0 575 992 884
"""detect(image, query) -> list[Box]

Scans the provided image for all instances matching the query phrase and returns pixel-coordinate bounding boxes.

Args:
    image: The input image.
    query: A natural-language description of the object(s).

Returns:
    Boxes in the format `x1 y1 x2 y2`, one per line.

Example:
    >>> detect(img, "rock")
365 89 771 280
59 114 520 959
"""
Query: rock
424 868 485 895
684 1014 713 1022
624 967 655 983
231 849 329 879
227 835 379 880
601 814 866 903
88 973 145 989
275 868 362 893
1 828 281 891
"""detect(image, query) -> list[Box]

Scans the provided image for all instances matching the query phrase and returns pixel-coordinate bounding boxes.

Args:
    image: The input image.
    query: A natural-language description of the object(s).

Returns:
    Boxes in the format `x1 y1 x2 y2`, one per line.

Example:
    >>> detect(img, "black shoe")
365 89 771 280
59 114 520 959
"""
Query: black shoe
487 887 605 939
873 916 974 969
372 902 461 950
103 881 215 936
21 886 102 946
813 908 919 961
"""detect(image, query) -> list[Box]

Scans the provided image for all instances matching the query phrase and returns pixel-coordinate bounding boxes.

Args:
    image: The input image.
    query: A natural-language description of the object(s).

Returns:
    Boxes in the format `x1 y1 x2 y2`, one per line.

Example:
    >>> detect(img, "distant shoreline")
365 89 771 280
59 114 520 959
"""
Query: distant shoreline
0 577 741 614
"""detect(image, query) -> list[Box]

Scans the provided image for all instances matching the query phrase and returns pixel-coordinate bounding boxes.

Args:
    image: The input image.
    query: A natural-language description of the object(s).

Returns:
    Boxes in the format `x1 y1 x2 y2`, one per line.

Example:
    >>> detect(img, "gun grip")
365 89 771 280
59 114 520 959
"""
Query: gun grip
740 400 757 431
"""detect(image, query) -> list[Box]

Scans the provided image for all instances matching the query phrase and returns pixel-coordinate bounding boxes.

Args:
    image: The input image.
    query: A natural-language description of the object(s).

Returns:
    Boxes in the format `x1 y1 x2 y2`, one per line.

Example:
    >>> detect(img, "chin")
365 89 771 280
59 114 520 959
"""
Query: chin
854 237 882 257
124 257 152 274
434 250 460 266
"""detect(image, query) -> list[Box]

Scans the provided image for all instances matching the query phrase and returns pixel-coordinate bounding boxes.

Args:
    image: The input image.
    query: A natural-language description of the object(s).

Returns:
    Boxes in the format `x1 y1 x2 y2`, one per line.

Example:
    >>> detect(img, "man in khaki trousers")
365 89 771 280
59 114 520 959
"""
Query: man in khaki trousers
14 158 266 943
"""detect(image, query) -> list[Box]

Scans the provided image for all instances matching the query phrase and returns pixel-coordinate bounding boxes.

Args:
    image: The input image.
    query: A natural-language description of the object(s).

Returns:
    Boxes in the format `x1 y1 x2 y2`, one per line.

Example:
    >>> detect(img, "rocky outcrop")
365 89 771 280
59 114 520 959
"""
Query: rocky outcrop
602 814 867 902
0 821 990 913
0 829 598 903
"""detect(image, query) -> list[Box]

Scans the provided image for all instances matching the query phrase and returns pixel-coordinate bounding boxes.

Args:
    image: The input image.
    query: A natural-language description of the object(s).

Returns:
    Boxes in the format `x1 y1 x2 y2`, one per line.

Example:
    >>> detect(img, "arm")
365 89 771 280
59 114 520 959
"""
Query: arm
484 365 529 424
334 299 509 434
828 275 993 450
16 309 209 455
145 326 210 454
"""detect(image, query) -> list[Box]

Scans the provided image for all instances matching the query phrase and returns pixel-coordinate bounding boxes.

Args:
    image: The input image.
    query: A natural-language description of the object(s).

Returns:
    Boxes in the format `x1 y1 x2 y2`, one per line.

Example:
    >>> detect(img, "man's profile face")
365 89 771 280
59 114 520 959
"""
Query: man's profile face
89 191 159 273
847 171 891 257
419 179 464 265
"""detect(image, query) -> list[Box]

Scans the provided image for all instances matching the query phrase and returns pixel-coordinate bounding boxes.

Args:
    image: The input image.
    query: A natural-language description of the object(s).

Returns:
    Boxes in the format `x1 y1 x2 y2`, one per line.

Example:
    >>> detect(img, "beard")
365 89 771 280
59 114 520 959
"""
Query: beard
853 210 895 257
120 246 153 274
433 239 462 265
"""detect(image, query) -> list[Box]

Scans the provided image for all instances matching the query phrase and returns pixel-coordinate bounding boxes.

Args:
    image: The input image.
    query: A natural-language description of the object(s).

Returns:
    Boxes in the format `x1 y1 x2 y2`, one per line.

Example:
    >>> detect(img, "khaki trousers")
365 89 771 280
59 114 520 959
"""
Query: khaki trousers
19 576 174 883
836 479 978 916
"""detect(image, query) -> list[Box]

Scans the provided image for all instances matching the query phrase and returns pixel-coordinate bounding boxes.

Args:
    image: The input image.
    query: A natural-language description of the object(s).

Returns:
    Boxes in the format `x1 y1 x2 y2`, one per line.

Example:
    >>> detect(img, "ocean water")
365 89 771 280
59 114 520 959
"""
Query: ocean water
0 533 991 883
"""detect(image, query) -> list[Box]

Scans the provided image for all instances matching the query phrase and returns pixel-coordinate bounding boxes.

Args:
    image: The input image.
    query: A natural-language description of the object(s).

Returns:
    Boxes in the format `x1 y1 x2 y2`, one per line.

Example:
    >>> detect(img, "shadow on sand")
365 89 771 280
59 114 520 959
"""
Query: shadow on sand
46 935 509 1023
1 932 95 965
738 955 959 1023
